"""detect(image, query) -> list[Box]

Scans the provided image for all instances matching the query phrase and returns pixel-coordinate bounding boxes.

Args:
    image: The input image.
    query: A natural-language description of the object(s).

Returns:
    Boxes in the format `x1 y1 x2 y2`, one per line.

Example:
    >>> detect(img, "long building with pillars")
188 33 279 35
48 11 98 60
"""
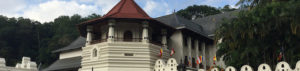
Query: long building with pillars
43 0 238 71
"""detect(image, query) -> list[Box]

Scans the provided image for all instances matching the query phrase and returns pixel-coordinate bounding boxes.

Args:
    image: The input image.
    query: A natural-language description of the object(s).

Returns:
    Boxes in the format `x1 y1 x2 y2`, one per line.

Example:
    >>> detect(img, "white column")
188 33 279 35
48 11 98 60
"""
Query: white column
161 29 167 47
107 20 115 42
142 21 149 43
86 26 93 45
202 42 206 71
195 40 199 69
187 37 192 67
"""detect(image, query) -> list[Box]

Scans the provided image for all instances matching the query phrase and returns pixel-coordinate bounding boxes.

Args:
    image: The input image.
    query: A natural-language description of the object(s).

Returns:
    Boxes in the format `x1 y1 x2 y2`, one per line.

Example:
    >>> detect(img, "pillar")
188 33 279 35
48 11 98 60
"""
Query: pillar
202 42 206 71
161 29 167 47
142 21 149 43
107 19 115 42
0 58 5 67
187 37 192 67
195 40 199 69
86 26 93 45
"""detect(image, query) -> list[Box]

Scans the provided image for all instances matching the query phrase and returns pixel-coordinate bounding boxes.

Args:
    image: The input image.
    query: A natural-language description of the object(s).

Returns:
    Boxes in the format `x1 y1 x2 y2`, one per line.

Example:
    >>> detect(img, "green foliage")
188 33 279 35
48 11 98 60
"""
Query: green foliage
216 0 300 69
0 13 101 68
176 5 221 20
221 5 237 12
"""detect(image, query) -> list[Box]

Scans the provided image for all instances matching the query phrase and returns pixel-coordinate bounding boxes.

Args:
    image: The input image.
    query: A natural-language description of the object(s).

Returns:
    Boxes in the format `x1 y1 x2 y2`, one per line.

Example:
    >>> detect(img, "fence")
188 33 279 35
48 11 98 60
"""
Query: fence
154 58 300 71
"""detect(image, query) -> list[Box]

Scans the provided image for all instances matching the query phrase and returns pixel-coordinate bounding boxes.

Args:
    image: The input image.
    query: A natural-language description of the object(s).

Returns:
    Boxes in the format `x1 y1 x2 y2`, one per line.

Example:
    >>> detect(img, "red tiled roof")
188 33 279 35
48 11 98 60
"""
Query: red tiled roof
77 0 175 37
103 0 151 19
81 0 151 24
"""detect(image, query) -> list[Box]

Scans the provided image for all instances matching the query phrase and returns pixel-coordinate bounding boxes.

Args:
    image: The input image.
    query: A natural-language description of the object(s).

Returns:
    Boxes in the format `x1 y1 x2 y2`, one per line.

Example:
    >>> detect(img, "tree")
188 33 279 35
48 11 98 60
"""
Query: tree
0 14 101 68
176 5 221 20
216 0 300 69
221 5 236 12
236 0 293 8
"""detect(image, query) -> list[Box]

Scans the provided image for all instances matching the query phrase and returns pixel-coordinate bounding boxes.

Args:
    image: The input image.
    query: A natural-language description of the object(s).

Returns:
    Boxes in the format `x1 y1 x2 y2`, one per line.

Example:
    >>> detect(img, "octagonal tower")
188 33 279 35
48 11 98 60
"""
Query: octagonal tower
77 0 174 71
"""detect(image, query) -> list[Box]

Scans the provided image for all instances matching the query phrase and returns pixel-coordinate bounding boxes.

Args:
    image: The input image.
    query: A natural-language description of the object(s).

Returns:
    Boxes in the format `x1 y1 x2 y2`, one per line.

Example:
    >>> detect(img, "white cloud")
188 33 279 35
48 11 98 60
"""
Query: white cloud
0 0 26 17
144 0 157 14
1 0 235 22
78 0 94 3
22 0 99 22
143 0 171 17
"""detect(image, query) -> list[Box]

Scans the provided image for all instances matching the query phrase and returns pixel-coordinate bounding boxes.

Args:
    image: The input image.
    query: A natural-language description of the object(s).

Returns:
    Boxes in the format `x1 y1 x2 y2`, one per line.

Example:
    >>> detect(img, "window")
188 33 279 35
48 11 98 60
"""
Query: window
93 33 101 40
92 49 97 57
124 53 134 56
124 31 133 41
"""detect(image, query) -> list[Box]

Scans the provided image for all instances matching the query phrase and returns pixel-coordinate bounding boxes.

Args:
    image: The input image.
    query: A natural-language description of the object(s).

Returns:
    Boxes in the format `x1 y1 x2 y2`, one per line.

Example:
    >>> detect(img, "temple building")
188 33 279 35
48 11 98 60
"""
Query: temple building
43 0 238 71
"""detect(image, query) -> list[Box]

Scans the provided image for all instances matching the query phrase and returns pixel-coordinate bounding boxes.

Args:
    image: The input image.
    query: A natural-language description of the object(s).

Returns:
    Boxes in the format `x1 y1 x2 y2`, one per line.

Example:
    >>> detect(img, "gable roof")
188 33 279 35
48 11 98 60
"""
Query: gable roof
155 13 212 40
192 10 239 35
52 37 86 53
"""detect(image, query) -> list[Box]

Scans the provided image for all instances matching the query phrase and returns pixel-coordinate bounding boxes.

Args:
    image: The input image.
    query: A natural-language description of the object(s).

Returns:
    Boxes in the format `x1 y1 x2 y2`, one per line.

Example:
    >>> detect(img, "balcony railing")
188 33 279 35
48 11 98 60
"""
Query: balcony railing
114 38 142 42
90 38 163 46
91 39 107 44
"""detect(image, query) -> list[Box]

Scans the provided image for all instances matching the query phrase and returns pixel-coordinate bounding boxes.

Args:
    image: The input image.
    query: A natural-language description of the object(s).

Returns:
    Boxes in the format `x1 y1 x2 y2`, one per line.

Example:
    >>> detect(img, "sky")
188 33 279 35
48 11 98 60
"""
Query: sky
0 0 239 22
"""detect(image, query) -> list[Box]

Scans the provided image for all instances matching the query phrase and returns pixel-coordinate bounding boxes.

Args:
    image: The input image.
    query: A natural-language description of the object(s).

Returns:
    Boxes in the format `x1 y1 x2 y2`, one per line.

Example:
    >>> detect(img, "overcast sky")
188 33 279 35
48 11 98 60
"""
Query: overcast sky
0 0 239 22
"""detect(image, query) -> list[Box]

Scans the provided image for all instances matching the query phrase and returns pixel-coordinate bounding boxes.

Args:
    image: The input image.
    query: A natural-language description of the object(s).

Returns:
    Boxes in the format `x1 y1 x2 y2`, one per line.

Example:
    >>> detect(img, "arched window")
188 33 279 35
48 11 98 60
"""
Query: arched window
92 49 97 57
123 31 133 41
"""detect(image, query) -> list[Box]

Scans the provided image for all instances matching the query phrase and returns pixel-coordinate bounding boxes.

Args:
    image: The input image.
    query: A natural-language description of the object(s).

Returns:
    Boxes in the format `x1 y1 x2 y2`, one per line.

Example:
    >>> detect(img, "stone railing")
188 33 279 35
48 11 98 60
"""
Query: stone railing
0 57 38 71
205 61 300 71
155 58 300 71
154 58 178 71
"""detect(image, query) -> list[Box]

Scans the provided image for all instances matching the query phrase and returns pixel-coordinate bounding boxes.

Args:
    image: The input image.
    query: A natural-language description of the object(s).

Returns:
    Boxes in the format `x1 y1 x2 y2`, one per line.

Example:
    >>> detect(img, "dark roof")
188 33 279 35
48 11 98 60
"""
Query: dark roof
192 10 239 35
42 57 81 71
52 37 86 53
155 13 211 39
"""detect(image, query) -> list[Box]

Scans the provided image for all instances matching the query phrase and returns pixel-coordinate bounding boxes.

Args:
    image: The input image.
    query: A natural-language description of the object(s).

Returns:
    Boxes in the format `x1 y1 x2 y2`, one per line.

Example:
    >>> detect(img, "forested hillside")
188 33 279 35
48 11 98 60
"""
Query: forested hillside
0 14 101 68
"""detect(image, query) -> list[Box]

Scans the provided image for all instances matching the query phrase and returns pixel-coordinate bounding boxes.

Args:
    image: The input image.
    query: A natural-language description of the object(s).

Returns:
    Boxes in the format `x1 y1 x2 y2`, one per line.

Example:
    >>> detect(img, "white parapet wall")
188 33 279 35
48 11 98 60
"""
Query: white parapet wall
212 61 300 71
0 57 38 71
155 58 300 71
154 58 178 71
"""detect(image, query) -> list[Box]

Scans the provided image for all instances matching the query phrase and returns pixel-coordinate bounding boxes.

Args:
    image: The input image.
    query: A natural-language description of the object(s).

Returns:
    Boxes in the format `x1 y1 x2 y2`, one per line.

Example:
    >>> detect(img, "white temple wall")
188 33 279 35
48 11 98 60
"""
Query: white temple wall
59 49 82 59
0 57 37 71
81 42 170 71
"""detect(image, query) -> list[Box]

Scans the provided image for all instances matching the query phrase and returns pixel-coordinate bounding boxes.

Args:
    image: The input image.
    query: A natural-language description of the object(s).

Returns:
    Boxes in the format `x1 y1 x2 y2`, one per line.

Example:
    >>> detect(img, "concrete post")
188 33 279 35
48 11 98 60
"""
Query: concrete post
187 37 192 67
195 40 199 69
161 29 167 47
108 19 115 42
142 21 149 43
86 26 93 45
202 42 206 71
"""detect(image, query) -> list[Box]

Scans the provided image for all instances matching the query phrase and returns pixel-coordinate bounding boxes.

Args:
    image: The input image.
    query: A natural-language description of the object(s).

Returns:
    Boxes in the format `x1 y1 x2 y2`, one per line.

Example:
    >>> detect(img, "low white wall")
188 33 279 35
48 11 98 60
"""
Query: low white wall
154 58 178 71
0 57 38 71
156 58 300 71
210 61 300 71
